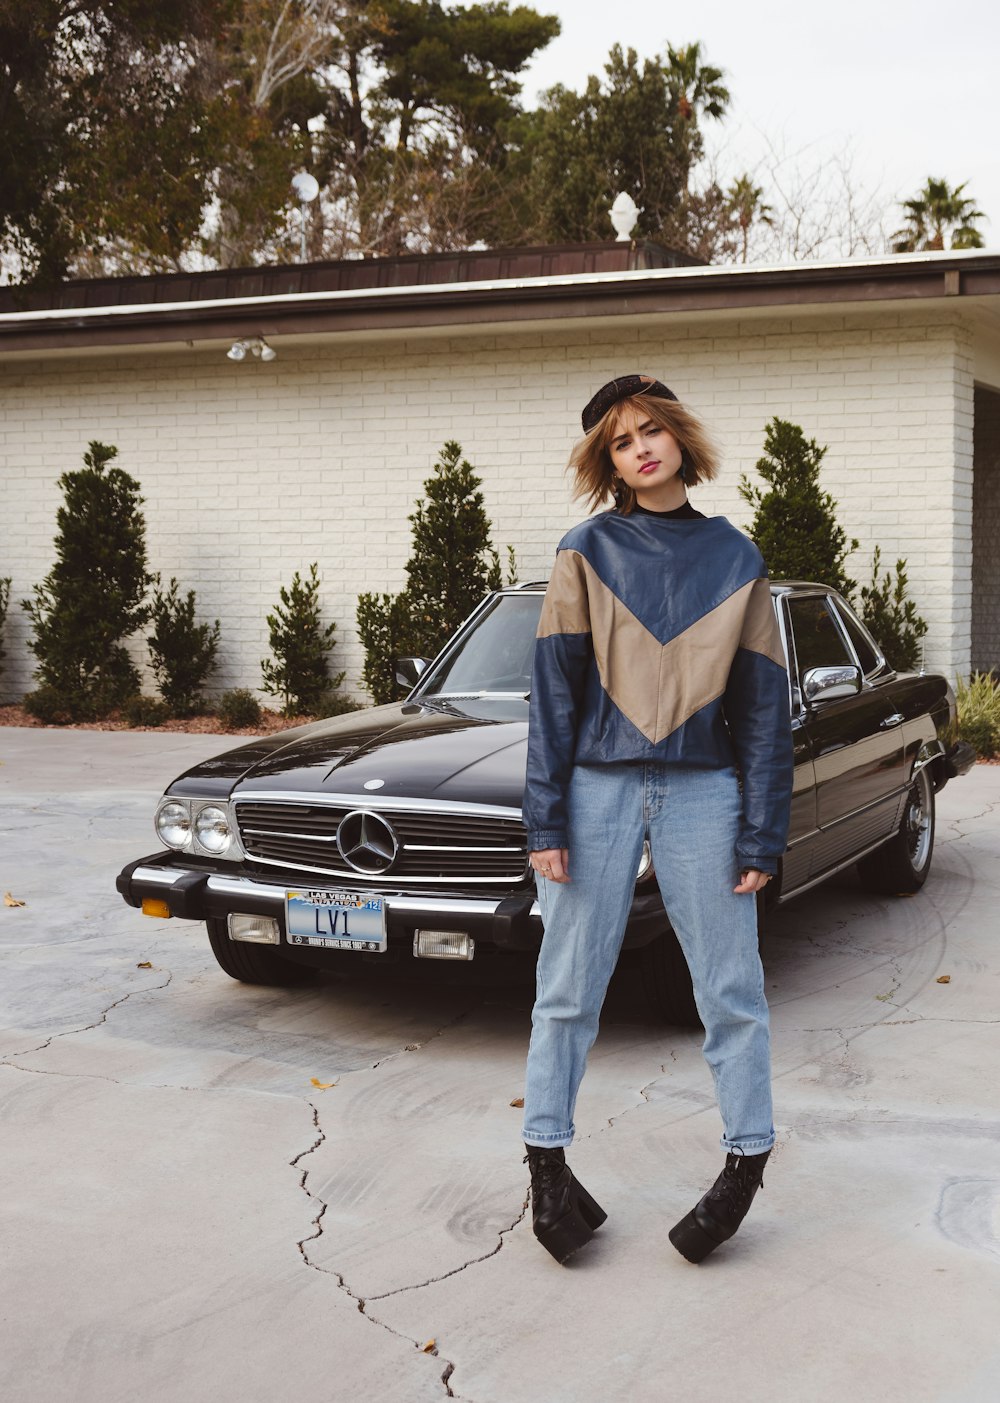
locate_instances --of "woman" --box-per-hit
[520,374,794,1265]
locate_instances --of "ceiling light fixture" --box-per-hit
[226,336,277,363]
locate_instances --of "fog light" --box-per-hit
[228,914,280,945]
[142,898,171,918]
[413,930,475,961]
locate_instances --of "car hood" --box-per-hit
[168,698,529,811]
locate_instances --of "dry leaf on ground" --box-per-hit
[936,974,952,984]
[510,1096,525,1108]
[310,1077,337,1089]
[3,891,26,908]
[137,960,153,969]
[422,1339,437,1354]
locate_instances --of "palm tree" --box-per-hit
[666,41,730,121]
[892,177,986,252]
[728,174,774,263]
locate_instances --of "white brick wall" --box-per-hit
[0,306,979,704]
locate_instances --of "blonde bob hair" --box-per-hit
[569,392,720,515]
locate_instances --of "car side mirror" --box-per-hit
[802,664,862,703]
[395,657,431,689]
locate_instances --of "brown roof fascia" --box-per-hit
[2,251,999,355]
[0,240,701,315]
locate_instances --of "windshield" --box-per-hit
[420,593,543,697]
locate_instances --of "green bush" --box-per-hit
[739,418,858,596]
[954,672,1000,758]
[357,440,511,705]
[312,689,366,719]
[23,684,78,725]
[261,563,343,715]
[857,546,929,672]
[148,576,220,716]
[218,688,263,729]
[0,576,11,686]
[123,694,173,728]
[21,441,152,720]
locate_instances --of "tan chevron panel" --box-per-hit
[537,547,592,638]
[537,548,787,744]
[741,576,787,669]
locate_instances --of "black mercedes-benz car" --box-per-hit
[117,581,975,1025]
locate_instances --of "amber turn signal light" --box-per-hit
[141,898,172,919]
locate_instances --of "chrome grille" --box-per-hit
[234,800,528,882]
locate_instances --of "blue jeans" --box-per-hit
[522,762,775,1155]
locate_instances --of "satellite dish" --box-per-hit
[291,172,320,203]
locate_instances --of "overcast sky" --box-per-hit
[482,0,1000,255]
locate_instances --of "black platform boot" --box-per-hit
[668,1149,771,1264]
[523,1144,608,1264]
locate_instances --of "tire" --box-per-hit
[856,766,935,895]
[639,925,700,1027]
[206,917,319,986]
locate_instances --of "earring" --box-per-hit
[678,450,691,483]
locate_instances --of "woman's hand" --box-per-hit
[734,868,772,894]
[530,848,570,883]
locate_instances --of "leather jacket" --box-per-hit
[522,509,795,875]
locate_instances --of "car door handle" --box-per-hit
[879,712,905,728]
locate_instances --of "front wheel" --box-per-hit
[856,767,935,894]
[206,917,319,985]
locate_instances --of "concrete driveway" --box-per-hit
[2,727,999,1403]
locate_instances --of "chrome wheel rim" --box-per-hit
[905,769,933,872]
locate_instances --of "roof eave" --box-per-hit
[2,249,999,355]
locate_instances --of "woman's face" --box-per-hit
[608,404,684,496]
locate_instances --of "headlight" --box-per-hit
[156,800,191,849]
[636,839,654,883]
[194,804,232,854]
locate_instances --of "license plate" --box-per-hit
[285,889,387,952]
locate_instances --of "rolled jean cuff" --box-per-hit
[722,1133,775,1154]
[522,1130,574,1148]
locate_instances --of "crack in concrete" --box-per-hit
[1,966,174,1065]
[365,1193,530,1304]
[291,1082,483,1400]
[369,1006,476,1072]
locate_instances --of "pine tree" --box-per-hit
[148,576,221,715]
[357,440,506,704]
[858,546,928,672]
[260,563,342,715]
[22,441,152,719]
[0,576,10,687]
[739,418,859,596]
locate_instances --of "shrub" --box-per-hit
[218,688,263,729]
[21,441,152,720]
[857,546,929,672]
[357,440,512,704]
[261,563,343,715]
[148,576,220,716]
[739,418,859,597]
[122,694,173,728]
[312,688,366,719]
[23,684,78,725]
[954,671,1000,758]
[0,576,10,686]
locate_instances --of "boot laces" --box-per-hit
[708,1155,762,1214]
[523,1147,565,1192]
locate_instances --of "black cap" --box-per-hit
[581,374,678,432]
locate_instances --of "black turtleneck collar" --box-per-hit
[630,498,705,520]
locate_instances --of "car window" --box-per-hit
[421,593,542,696]
[787,596,854,688]
[832,599,883,676]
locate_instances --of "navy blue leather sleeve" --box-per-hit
[722,647,794,874]
[522,632,592,851]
